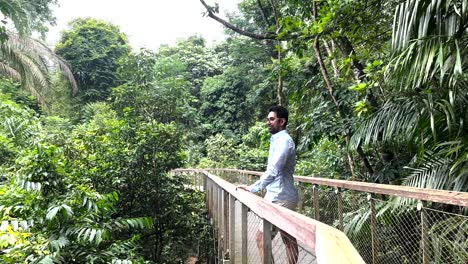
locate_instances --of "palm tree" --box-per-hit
[0,0,77,106]
[351,0,467,191]
[0,32,78,106]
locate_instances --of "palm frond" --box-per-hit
[350,98,425,149]
[2,116,35,147]
[390,0,468,91]
[8,33,78,95]
[0,63,21,81]
[65,226,110,245]
[0,32,78,106]
[388,38,466,91]
[392,0,468,50]
[404,152,453,190]
[48,235,70,251]
[0,0,30,37]
[113,217,154,231]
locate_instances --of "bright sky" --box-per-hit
[47,0,241,50]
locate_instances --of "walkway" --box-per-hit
[172,169,468,264]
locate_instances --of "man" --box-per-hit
[237,105,299,264]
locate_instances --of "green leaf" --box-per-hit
[46,206,61,220]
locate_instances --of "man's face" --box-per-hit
[266,111,285,134]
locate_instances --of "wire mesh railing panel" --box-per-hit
[271,227,317,264]
[341,191,375,264]
[318,188,340,228]
[297,183,313,217]
[424,207,468,264]
[178,169,468,264]
[217,171,254,186]
[373,198,421,264]
[247,210,262,264]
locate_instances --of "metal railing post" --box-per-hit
[262,220,272,264]
[223,190,229,261]
[192,171,196,189]
[337,188,343,231]
[203,173,207,193]
[218,187,223,262]
[212,183,218,262]
[368,194,377,264]
[207,179,212,218]
[213,182,217,225]
[297,182,304,213]
[241,204,248,264]
[418,201,429,264]
[229,194,235,263]
[313,184,320,220]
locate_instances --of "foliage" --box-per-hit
[2,0,467,261]
[0,0,58,42]
[0,78,38,111]
[200,66,255,136]
[0,0,77,107]
[113,48,194,124]
[198,134,239,168]
[0,97,152,263]
[157,36,222,99]
[66,101,211,262]
[0,82,210,262]
[295,137,348,179]
[0,33,77,106]
[236,122,270,171]
[350,0,468,191]
[55,18,131,104]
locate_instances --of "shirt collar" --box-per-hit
[271,129,287,140]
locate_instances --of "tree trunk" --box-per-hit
[269,0,284,105]
[313,35,340,108]
[323,39,340,78]
[334,35,379,109]
[277,46,284,105]
[312,2,374,177]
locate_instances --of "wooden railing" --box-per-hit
[172,169,365,264]
[197,168,468,264]
[207,168,468,207]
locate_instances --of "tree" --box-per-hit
[0,0,77,107]
[113,48,194,124]
[0,33,77,106]
[0,95,154,263]
[0,0,58,42]
[351,0,468,191]
[157,36,222,99]
[55,18,131,103]
[200,66,256,136]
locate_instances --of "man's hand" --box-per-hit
[236,185,249,191]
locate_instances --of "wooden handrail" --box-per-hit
[179,168,468,207]
[173,169,365,264]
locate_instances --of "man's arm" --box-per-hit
[246,137,292,193]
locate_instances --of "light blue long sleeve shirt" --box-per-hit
[248,130,298,202]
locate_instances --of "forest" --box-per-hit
[0,0,466,263]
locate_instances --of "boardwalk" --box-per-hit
[173,168,468,264]
[174,169,364,264]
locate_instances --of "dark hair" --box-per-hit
[268,105,288,127]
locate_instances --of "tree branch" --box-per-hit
[313,34,339,108]
[200,0,277,40]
